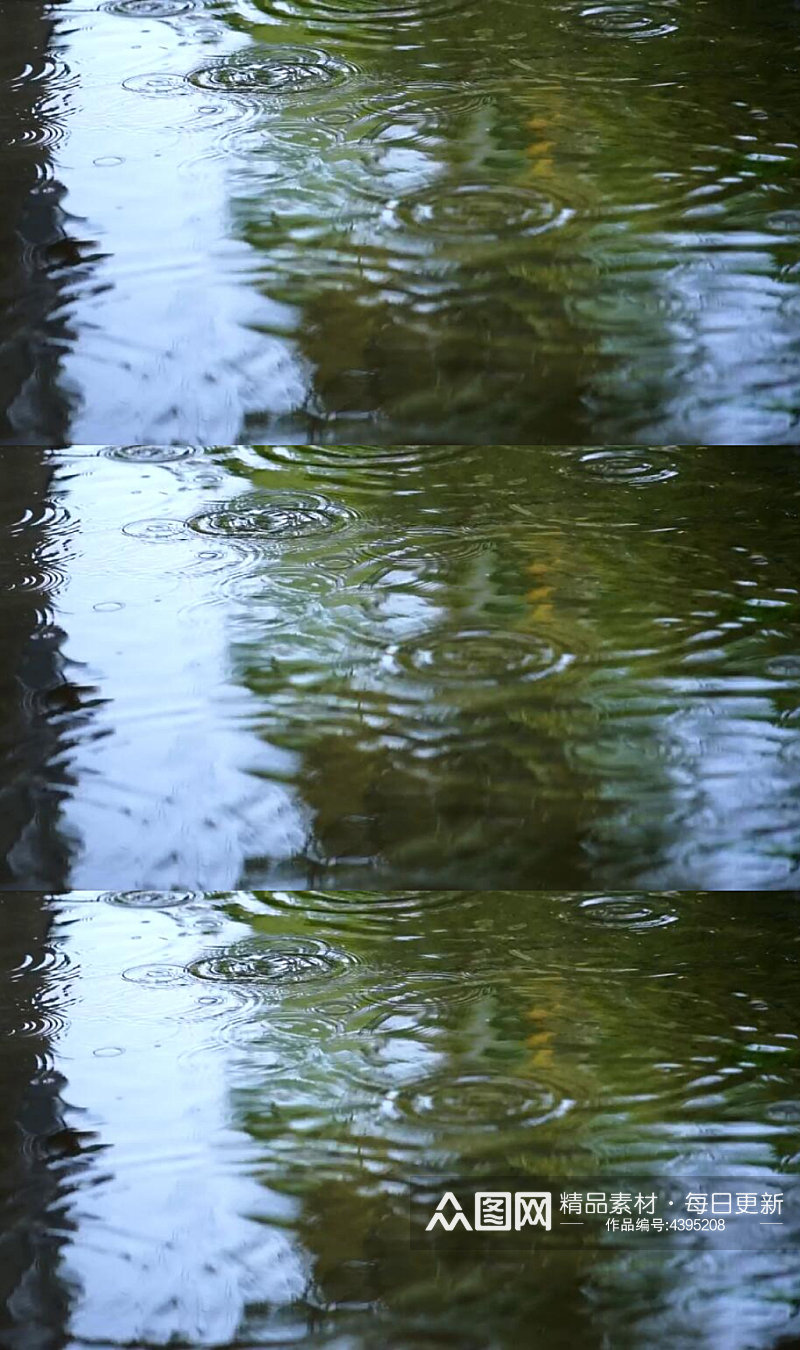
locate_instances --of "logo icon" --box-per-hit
[425,1190,552,1233]
[425,1192,473,1232]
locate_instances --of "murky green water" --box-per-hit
[1,891,799,1349]
[4,2,800,1341]
[2,0,800,442]
[2,445,800,889]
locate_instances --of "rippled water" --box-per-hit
[1,891,798,1348]
[1,0,799,441]
[1,445,799,889]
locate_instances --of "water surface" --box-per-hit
[1,890,798,1349]
[1,0,799,441]
[1,445,799,889]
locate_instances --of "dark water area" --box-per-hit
[0,898,75,1350]
[2,2,800,1339]
[0,452,78,890]
[1,0,799,442]
[1,445,799,890]
[0,890,798,1350]
[0,1,79,444]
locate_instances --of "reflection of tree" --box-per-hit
[0,450,86,888]
[0,0,88,444]
[0,896,78,1350]
[215,446,800,887]
[0,14,88,1326]
[220,890,800,1348]
[222,0,800,440]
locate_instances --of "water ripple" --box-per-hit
[578,448,680,485]
[122,963,194,987]
[103,0,200,14]
[122,72,196,97]
[187,491,357,541]
[8,55,77,92]
[121,517,192,542]
[188,47,358,96]
[102,890,200,908]
[570,895,681,929]
[102,445,199,463]
[576,2,679,39]
[8,121,68,151]
[9,946,73,981]
[391,630,574,687]
[7,502,74,536]
[396,183,574,245]
[269,889,469,918]
[187,936,356,985]
[392,1073,573,1135]
[224,0,485,49]
[231,443,467,486]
